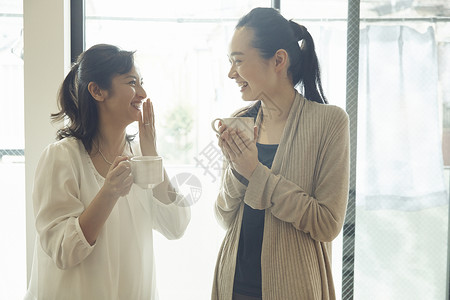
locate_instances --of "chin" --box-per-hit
[241,88,262,102]
[241,94,257,102]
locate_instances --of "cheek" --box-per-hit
[117,89,135,102]
[237,67,252,82]
[239,65,264,85]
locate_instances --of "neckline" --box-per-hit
[84,145,106,181]
[256,142,279,147]
[83,141,134,181]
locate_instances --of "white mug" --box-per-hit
[130,156,164,189]
[211,117,255,141]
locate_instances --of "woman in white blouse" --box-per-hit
[25,44,191,300]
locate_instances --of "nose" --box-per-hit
[137,83,147,99]
[228,64,237,79]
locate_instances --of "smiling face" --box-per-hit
[228,27,276,101]
[99,65,147,127]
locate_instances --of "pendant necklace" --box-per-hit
[96,139,129,166]
[98,147,113,165]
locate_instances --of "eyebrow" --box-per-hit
[124,75,143,82]
[229,51,245,56]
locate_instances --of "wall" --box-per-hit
[23,0,70,283]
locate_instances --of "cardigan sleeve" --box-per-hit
[33,142,95,270]
[244,108,350,242]
[214,161,247,230]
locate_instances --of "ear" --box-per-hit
[88,82,107,102]
[274,49,289,73]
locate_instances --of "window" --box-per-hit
[85,1,270,299]
[83,1,450,299]
[0,1,25,299]
[355,1,449,299]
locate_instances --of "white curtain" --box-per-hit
[357,25,447,211]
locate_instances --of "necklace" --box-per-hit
[98,147,113,165]
[95,139,128,166]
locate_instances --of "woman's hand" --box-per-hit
[139,98,158,156]
[102,156,133,200]
[217,123,259,180]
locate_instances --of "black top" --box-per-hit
[233,142,278,297]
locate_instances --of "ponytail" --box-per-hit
[51,63,81,140]
[288,21,327,104]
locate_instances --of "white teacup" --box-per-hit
[130,156,164,189]
[211,117,255,141]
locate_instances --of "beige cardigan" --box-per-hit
[212,92,350,300]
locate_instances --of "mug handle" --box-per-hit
[211,118,224,134]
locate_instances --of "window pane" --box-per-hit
[0,1,26,299]
[361,0,450,18]
[0,0,22,14]
[355,1,449,299]
[283,0,348,19]
[86,2,269,299]
[86,0,268,19]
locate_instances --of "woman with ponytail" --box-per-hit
[212,8,349,300]
[25,44,190,300]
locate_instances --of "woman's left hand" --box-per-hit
[139,98,158,156]
[219,126,259,180]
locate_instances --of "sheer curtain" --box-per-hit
[354,24,448,299]
[357,25,447,211]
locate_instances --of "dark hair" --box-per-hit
[236,7,327,104]
[51,44,135,152]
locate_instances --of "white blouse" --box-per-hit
[25,137,191,300]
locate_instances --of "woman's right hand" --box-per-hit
[217,122,259,180]
[102,156,133,200]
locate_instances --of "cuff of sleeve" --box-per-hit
[244,163,278,210]
[74,217,96,249]
[223,166,247,198]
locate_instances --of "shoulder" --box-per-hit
[45,137,81,154]
[35,138,84,180]
[299,98,349,140]
[304,99,348,124]
[40,137,83,163]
